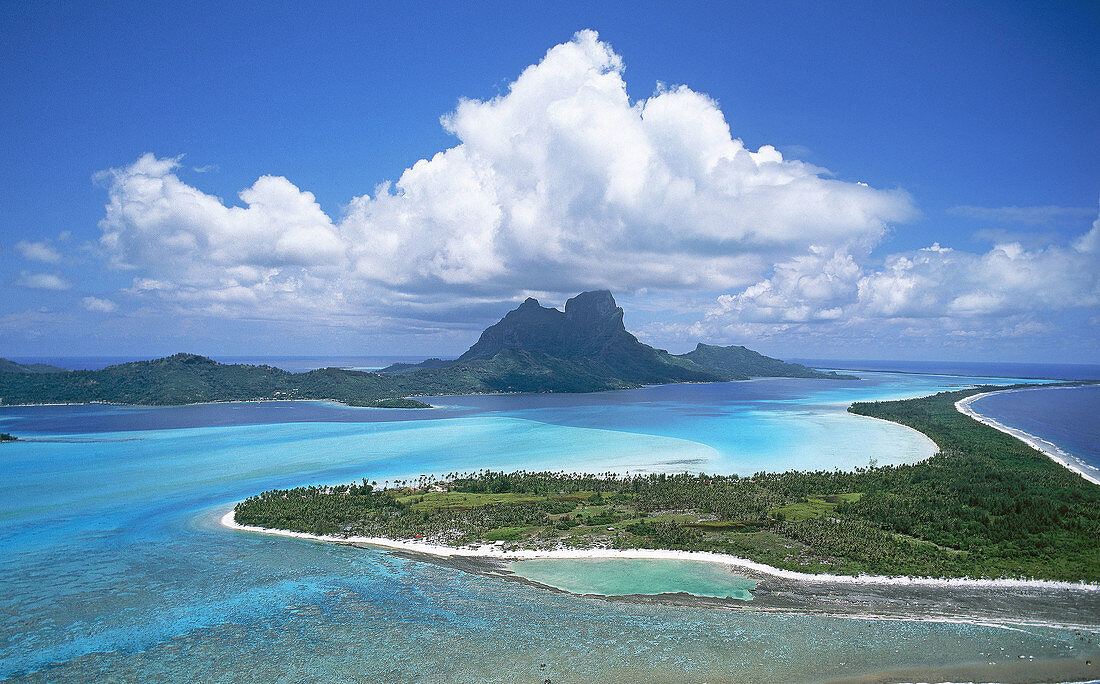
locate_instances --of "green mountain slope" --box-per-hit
[384,290,844,387]
[0,354,423,407]
[675,343,849,379]
[0,358,69,374]
[0,291,849,407]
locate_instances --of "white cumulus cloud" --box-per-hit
[342,31,914,294]
[85,29,1093,356]
[15,240,62,264]
[94,30,916,321]
[97,153,346,277]
[1073,205,1100,254]
[705,217,1100,332]
[857,240,1098,318]
[96,153,350,318]
[82,296,118,313]
[712,246,862,323]
[15,272,71,291]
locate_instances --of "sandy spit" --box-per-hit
[220,510,1098,592]
[956,388,1100,486]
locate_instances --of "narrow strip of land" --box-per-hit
[220,510,1097,592]
[956,386,1100,485]
[227,383,1100,583]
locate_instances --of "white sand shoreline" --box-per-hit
[219,510,1098,592]
[847,412,939,459]
[956,387,1100,486]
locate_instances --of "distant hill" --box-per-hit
[381,290,850,391]
[0,358,69,374]
[676,343,838,379]
[0,353,432,407]
[0,292,851,407]
[459,291,645,362]
[445,290,719,388]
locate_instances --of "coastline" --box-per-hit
[219,510,1099,592]
[0,376,836,409]
[844,412,939,457]
[956,388,1100,486]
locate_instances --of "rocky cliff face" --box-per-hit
[0,292,848,407]
[563,290,621,334]
[561,290,628,354]
[384,289,849,389]
[459,290,634,361]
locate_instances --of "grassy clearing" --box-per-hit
[770,493,863,522]
[395,491,547,511]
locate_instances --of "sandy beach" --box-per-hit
[956,388,1100,486]
[219,384,1100,637]
[221,509,1100,635]
[219,510,1099,592]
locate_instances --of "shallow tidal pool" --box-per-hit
[508,558,758,599]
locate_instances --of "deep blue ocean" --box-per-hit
[1,364,1097,681]
[968,384,1100,478]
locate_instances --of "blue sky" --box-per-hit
[2,1,1097,362]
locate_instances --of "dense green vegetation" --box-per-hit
[0,358,67,374]
[0,349,727,406]
[386,291,850,385]
[0,291,848,407]
[0,432,16,442]
[678,343,846,379]
[236,385,1100,581]
[0,354,436,407]
[370,398,432,409]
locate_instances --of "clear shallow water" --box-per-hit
[426,371,1050,474]
[0,372,1045,479]
[508,559,758,599]
[1,371,1093,681]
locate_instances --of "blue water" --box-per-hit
[508,559,759,599]
[21,355,1099,379]
[0,371,1094,680]
[426,371,1054,474]
[792,358,1100,381]
[970,384,1100,477]
[0,372,1047,477]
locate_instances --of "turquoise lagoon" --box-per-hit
[508,559,759,599]
[1,370,1093,681]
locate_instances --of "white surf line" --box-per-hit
[956,387,1100,486]
[220,510,1099,592]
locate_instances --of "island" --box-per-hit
[0,290,850,407]
[0,359,67,374]
[231,384,1100,582]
